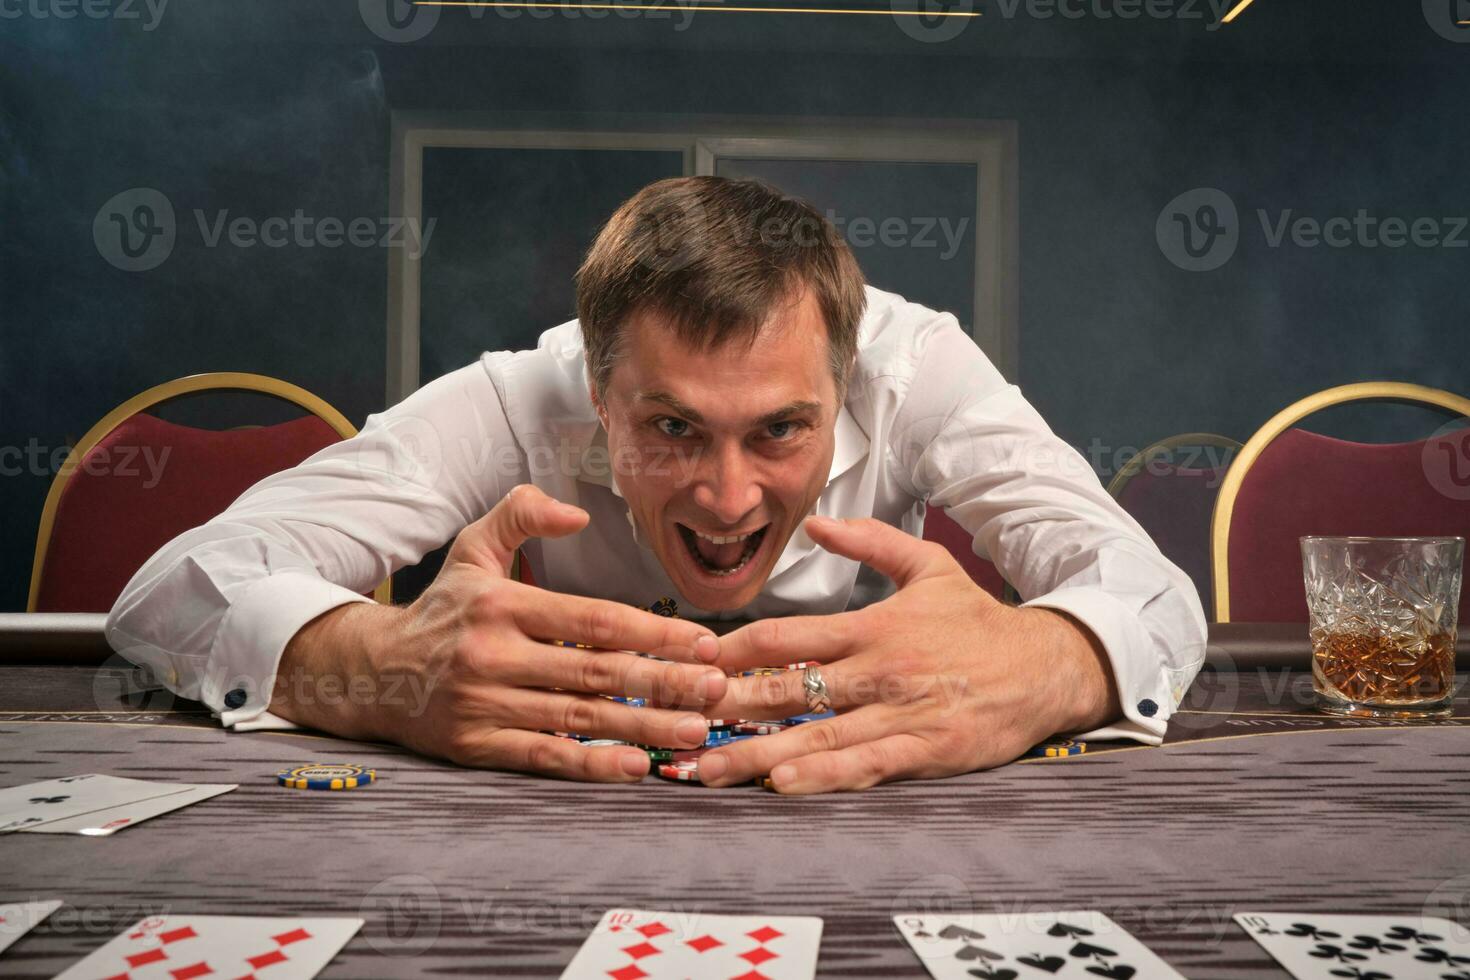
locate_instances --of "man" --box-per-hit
[106,176,1207,794]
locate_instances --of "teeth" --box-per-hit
[693,530,754,545]
[682,525,765,577]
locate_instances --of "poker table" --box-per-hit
[2,621,1468,979]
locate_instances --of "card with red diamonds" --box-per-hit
[560,908,823,980]
[52,915,362,980]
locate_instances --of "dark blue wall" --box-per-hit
[3,1,1467,610]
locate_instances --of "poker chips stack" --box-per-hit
[1026,738,1087,758]
[276,764,376,790]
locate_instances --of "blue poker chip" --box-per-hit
[782,711,836,725]
[276,763,376,790]
[1027,738,1086,758]
[703,731,758,747]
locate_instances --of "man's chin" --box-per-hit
[662,562,771,612]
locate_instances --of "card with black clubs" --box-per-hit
[892,910,1185,979]
[1235,911,1470,980]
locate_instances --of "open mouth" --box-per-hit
[675,522,770,579]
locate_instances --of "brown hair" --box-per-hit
[575,175,867,397]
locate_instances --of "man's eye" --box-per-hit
[767,421,802,440]
[656,417,690,438]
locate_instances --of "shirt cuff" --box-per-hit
[1019,586,1176,747]
[202,572,373,730]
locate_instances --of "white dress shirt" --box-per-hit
[105,284,1207,744]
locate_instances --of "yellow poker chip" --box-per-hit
[276,763,377,790]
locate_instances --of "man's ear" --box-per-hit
[589,383,610,429]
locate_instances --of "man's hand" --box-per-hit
[271,484,725,782]
[696,514,1121,794]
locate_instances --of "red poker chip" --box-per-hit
[656,761,700,781]
[734,721,788,735]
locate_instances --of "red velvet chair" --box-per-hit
[1211,382,1470,623]
[922,504,1010,601]
[1107,433,1241,619]
[29,372,392,612]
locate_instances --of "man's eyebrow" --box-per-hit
[636,390,705,424]
[634,392,822,428]
[756,401,822,426]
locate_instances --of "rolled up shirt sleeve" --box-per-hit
[104,356,525,729]
[890,317,1208,745]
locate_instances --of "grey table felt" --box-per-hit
[1,666,1468,979]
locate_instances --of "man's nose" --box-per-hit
[691,443,762,526]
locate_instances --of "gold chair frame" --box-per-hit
[1209,381,1470,623]
[1104,431,1243,499]
[29,372,392,610]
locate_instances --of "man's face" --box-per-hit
[594,289,841,611]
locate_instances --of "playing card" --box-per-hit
[21,783,236,835]
[1235,911,1470,980]
[893,909,1186,980]
[0,899,62,955]
[54,915,363,980]
[0,775,198,833]
[560,908,823,980]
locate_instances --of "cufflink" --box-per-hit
[1137,698,1158,718]
[224,688,248,710]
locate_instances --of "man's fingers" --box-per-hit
[714,613,857,674]
[762,732,940,794]
[696,706,900,788]
[454,728,650,783]
[510,588,720,666]
[507,690,712,750]
[510,644,727,710]
[803,515,956,589]
[448,484,590,575]
[699,660,853,723]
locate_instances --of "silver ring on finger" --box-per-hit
[802,664,831,714]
